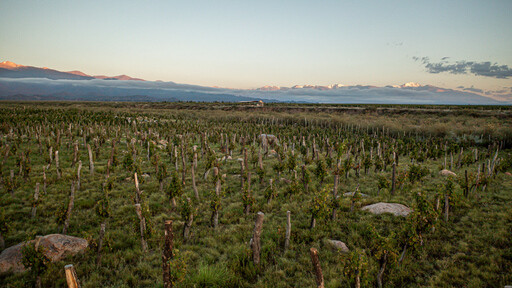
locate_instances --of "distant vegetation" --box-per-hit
[0,101,511,287]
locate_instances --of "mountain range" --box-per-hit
[0,61,509,105]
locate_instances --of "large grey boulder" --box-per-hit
[0,234,88,273]
[361,202,412,217]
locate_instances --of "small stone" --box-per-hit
[343,192,369,197]
[325,239,349,253]
[440,169,457,177]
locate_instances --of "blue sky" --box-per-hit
[1,0,511,95]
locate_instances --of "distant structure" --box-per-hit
[240,100,264,107]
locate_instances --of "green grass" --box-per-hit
[0,102,511,287]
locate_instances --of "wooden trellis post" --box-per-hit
[87,144,94,174]
[64,264,81,288]
[62,181,75,235]
[310,248,324,288]
[135,203,148,252]
[284,211,291,251]
[162,220,173,288]
[31,183,40,218]
[251,212,265,265]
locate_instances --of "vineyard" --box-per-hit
[0,101,511,287]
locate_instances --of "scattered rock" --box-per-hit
[361,202,412,217]
[0,234,88,273]
[325,239,349,253]
[343,192,369,197]
[440,169,457,177]
[259,134,279,146]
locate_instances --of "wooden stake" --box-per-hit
[391,161,396,196]
[64,264,81,288]
[77,160,82,191]
[87,144,94,175]
[310,248,324,288]
[191,163,199,201]
[55,150,61,179]
[135,204,148,251]
[96,223,106,266]
[31,183,40,218]
[162,220,173,288]
[182,198,194,240]
[62,181,75,234]
[284,211,291,251]
[251,212,265,265]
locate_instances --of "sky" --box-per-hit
[1,0,511,95]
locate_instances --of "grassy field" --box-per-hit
[0,101,511,287]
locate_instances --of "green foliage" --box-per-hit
[241,183,255,211]
[285,151,297,172]
[342,248,369,287]
[21,242,50,284]
[167,171,183,200]
[167,249,188,286]
[309,186,330,220]
[314,158,328,183]
[408,164,429,183]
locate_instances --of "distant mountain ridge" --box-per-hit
[0,60,509,105]
[0,61,143,81]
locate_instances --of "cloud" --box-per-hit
[414,57,512,79]
[462,87,483,93]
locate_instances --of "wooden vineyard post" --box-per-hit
[391,161,396,196]
[302,165,308,193]
[135,203,148,252]
[31,183,40,218]
[87,144,94,175]
[162,220,173,288]
[191,162,199,201]
[9,170,14,196]
[331,174,339,220]
[444,192,449,222]
[96,223,106,266]
[251,212,265,265]
[310,248,324,288]
[134,173,141,204]
[62,181,75,235]
[182,197,194,241]
[181,139,186,186]
[240,160,245,189]
[284,211,291,251]
[77,160,82,191]
[71,141,78,167]
[64,264,81,288]
[211,167,221,228]
[193,145,198,169]
[42,166,47,194]
[55,150,61,179]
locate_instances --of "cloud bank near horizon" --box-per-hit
[414,57,512,79]
[0,77,508,105]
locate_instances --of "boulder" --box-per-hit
[325,240,349,253]
[0,234,88,273]
[361,202,412,217]
[343,192,369,197]
[259,134,279,146]
[439,169,457,177]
